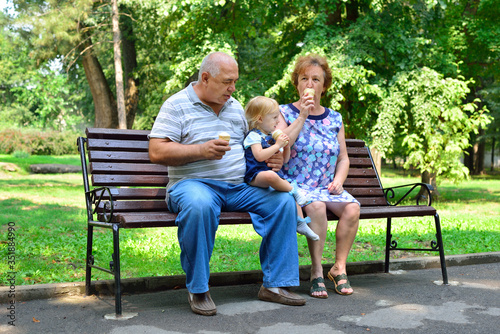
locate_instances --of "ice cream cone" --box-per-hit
[304,88,315,98]
[272,129,288,146]
[218,132,230,142]
[272,129,283,141]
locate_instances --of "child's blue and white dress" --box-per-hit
[243,128,285,184]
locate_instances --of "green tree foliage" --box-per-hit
[268,0,496,185]
[133,0,318,128]
[372,67,491,182]
[0,9,91,131]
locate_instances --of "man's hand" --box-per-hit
[265,151,284,172]
[202,139,231,160]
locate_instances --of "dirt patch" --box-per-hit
[0,162,20,174]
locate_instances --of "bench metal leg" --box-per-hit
[434,213,448,284]
[384,214,448,284]
[385,218,392,273]
[112,224,122,316]
[85,225,94,296]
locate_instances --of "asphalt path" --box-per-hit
[2,261,499,334]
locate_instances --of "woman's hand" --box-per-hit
[328,179,344,195]
[298,91,314,119]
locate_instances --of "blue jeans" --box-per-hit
[167,178,299,293]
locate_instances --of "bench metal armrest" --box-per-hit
[85,187,114,223]
[383,183,434,206]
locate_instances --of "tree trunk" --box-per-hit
[370,147,382,177]
[121,7,139,129]
[465,127,486,176]
[125,77,139,129]
[112,0,126,129]
[326,2,342,26]
[464,146,474,173]
[81,43,117,128]
[421,170,439,201]
[346,0,360,22]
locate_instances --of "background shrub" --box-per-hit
[0,129,81,155]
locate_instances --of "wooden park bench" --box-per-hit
[78,127,448,316]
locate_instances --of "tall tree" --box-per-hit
[112,0,126,129]
[12,0,139,128]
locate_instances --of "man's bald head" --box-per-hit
[198,52,238,81]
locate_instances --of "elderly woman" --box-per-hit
[277,54,360,298]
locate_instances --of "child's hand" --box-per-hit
[276,133,289,148]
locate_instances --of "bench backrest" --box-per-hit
[82,128,387,218]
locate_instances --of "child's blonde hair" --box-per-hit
[244,96,279,131]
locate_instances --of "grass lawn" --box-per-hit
[1,154,499,286]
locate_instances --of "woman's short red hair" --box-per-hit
[291,54,332,96]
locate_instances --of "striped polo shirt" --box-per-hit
[149,82,248,193]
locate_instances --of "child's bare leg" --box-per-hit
[250,171,292,192]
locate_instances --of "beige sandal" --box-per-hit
[327,272,353,295]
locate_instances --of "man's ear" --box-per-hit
[201,72,210,84]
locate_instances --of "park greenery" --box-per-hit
[0,157,499,285]
[0,0,499,189]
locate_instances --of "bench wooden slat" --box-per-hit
[344,178,381,187]
[111,205,437,228]
[344,139,366,147]
[90,165,374,179]
[90,162,168,174]
[86,128,150,140]
[346,146,369,157]
[98,196,389,212]
[347,169,377,178]
[99,198,391,212]
[358,206,437,219]
[88,151,151,163]
[97,186,385,200]
[98,200,168,212]
[92,174,168,187]
[114,211,253,228]
[349,158,375,168]
[96,188,166,200]
[357,197,389,206]
[87,138,149,152]
[345,188,384,197]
